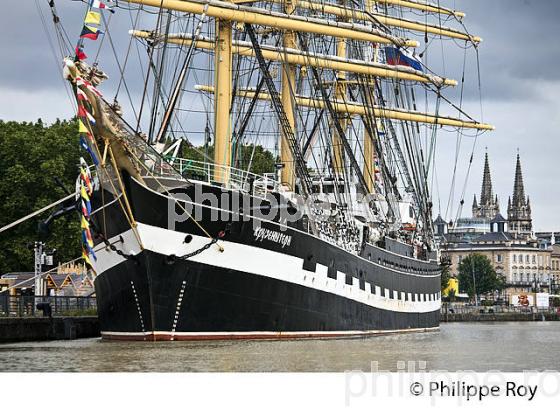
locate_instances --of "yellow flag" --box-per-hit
[80,184,91,202]
[78,118,89,133]
[84,11,101,25]
[82,248,93,267]
[81,215,90,230]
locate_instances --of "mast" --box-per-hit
[213,18,233,184]
[280,0,296,189]
[332,1,347,176]
[195,85,495,130]
[261,0,480,43]
[232,0,467,18]
[131,31,457,86]
[125,0,418,47]
[362,116,376,193]
[374,0,465,18]
[362,0,376,193]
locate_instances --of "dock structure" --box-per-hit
[0,316,99,343]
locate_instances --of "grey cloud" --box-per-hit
[0,1,152,92]
[461,0,560,100]
[1,1,559,229]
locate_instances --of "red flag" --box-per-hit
[75,45,87,61]
[78,105,88,119]
[80,25,102,40]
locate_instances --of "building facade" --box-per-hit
[437,153,559,298]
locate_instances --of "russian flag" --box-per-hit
[384,47,423,72]
[80,25,102,40]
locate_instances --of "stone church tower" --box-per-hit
[507,154,532,235]
[472,152,500,219]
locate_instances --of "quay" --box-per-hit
[0,295,99,343]
[441,305,560,322]
[0,316,99,343]
[3,297,560,343]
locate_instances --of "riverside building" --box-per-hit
[435,154,559,298]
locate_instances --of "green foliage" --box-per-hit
[0,119,81,274]
[181,142,276,175]
[440,263,451,291]
[457,253,505,299]
[235,144,276,175]
[181,143,211,163]
[447,288,457,302]
[0,126,277,275]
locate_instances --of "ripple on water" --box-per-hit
[1,322,559,372]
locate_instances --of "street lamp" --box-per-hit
[471,253,478,306]
[532,273,538,294]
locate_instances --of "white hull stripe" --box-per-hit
[92,222,441,314]
[101,327,439,340]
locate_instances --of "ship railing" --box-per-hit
[0,295,97,318]
[172,158,280,198]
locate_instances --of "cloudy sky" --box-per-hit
[1,0,559,231]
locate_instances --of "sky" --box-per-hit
[1,0,559,231]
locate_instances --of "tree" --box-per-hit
[181,142,211,163]
[181,142,276,175]
[457,253,505,300]
[235,144,276,175]
[0,119,81,274]
[0,122,278,275]
[447,288,457,303]
[440,263,451,291]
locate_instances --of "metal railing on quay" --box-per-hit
[0,295,97,318]
[441,303,560,315]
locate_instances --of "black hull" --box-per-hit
[90,176,441,341]
[95,250,439,341]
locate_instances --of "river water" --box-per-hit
[1,322,559,372]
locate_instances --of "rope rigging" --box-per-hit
[245,22,314,197]
[34,0,491,261]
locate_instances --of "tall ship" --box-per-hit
[52,0,492,340]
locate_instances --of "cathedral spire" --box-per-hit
[512,153,526,207]
[480,152,494,205]
[472,152,499,219]
[508,152,532,235]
